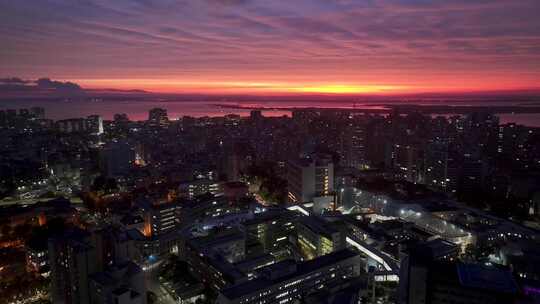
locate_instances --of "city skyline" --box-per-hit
[1,0,540,95]
[2,2,540,304]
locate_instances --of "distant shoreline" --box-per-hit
[213,103,540,115]
[2,99,540,127]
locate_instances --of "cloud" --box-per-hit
[0,77,30,85]
[206,0,250,5]
[0,77,83,96]
[36,78,82,91]
[0,0,539,92]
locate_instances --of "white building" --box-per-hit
[287,154,334,204]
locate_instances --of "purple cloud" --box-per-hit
[0,0,539,92]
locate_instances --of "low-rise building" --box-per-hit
[217,249,361,304]
[297,216,346,260]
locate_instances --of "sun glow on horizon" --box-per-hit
[68,77,540,96]
[291,84,409,94]
[73,78,413,95]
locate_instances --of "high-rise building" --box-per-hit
[0,110,5,126]
[222,142,254,182]
[56,118,88,133]
[424,140,452,191]
[86,115,104,135]
[89,261,146,304]
[6,109,17,124]
[100,141,135,178]
[19,108,30,118]
[138,200,180,238]
[26,241,50,276]
[342,117,367,168]
[464,112,499,153]
[365,117,390,167]
[390,141,423,183]
[148,108,169,127]
[287,154,334,203]
[399,248,518,304]
[113,113,130,133]
[460,152,486,195]
[49,229,97,304]
[93,226,143,267]
[250,110,263,120]
[49,228,146,304]
[30,106,45,119]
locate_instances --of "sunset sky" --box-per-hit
[1,0,540,95]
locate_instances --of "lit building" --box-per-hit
[49,229,97,304]
[342,117,367,168]
[242,209,297,258]
[390,142,423,183]
[216,249,361,304]
[179,179,222,199]
[133,197,183,259]
[424,139,457,192]
[148,108,169,127]
[296,216,346,260]
[49,228,146,304]
[86,114,104,135]
[138,199,180,238]
[56,118,88,133]
[93,226,144,267]
[26,244,49,276]
[287,154,334,204]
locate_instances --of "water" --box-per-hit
[1,99,540,127]
[498,113,540,127]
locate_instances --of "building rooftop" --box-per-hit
[372,219,408,231]
[120,214,144,226]
[242,208,297,226]
[299,216,340,238]
[457,263,518,294]
[91,261,143,287]
[188,230,245,251]
[220,249,359,299]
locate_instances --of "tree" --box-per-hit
[245,162,287,204]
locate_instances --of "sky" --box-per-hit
[1,0,540,95]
